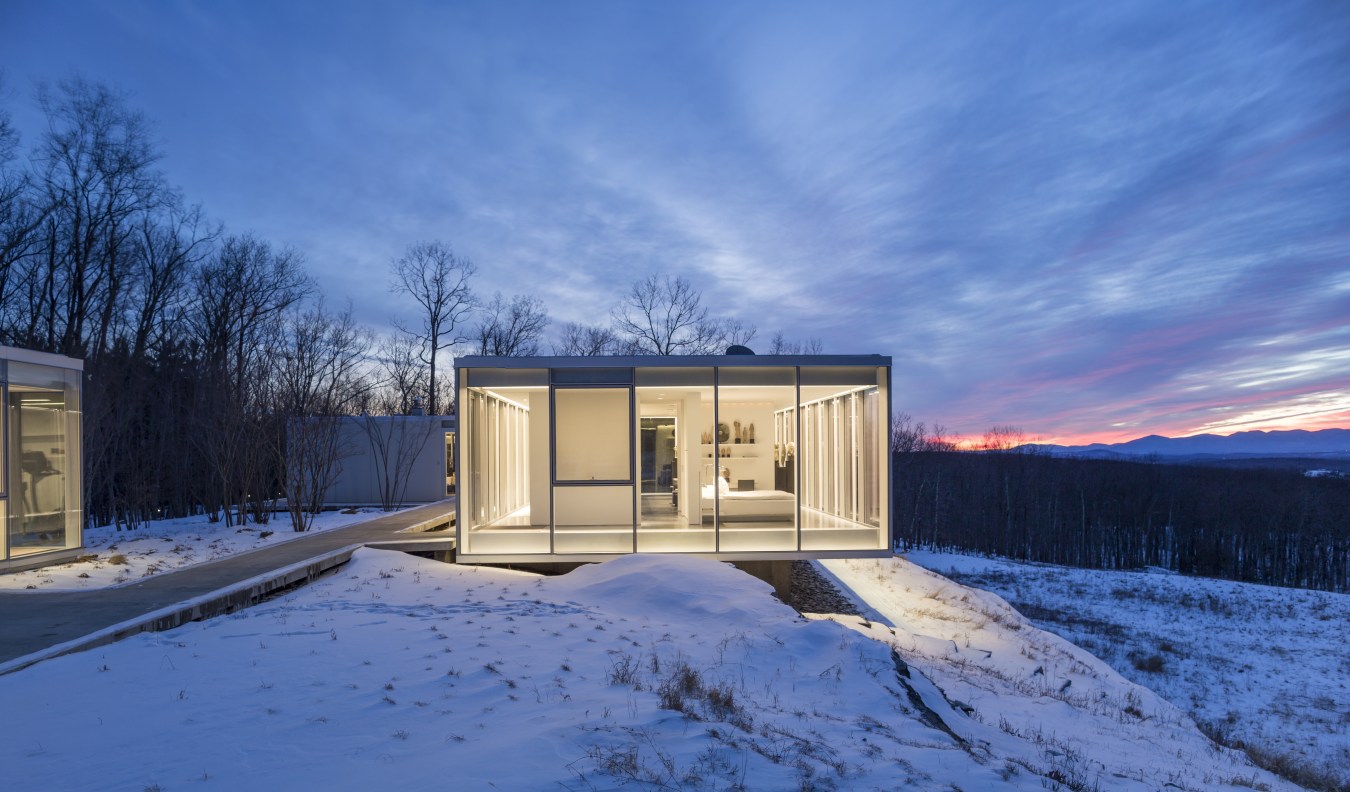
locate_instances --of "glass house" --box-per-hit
[0,346,83,571]
[455,354,891,562]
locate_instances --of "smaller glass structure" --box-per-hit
[456,353,891,562]
[0,345,83,569]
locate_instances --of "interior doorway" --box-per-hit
[640,417,677,523]
[640,417,676,494]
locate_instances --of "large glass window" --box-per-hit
[459,369,548,555]
[636,367,714,552]
[796,366,887,550]
[7,361,82,557]
[715,367,797,551]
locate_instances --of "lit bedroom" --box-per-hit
[456,356,890,561]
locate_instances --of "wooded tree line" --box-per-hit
[0,75,807,532]
[892,448,1350,593]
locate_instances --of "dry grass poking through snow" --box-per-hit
[0,550,1307,791]
[905,550,1350,792]
[818,556,1306,792]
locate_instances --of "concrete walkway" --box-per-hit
[0,500,455,672]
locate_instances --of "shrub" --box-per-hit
[1130,653,1166,673]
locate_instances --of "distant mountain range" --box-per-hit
[1025,428,1350,458]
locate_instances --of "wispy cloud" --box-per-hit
[3,0,1347,440]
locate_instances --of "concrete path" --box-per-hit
[0,500,455,672]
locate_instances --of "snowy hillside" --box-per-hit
[906,550,1350,790]
[818,557,1305,791]
[1,550,1293,790]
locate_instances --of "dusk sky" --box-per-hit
[3,0,1348,444]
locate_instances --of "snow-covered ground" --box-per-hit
[819,556,1302,792]
[0,510,387,591]
[901,550,1350,791]
[1,549,1291,791]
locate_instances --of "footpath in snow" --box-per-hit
[0,549,1294,791]
[0,509,388,591]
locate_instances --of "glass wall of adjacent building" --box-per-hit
[1,349,84,565]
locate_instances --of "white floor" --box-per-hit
[467,502,883,554]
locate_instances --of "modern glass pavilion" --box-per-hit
[0,346,83,571]
[455,354,891,562]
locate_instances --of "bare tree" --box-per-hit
[767,331,824,355]
[980,424,1027,452]
[370,333,429,416]
[0,74,52,325]
[360,414,436,512]
[719,318,758,348]
[276,302,371,531]
[554,321,619,355]
[473,291,548,356]
[612,274,755,355]
[892,413,959,453]
[389,240,475,414]
[25,77,168,359]
[189,234,312,525]
[126,204,216,358]
[891,413,926,454]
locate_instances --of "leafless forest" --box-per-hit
[892,447,1350,593]
[0,76,787,532]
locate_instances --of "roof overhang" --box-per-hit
[456,354,891,370]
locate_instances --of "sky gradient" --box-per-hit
[3,0,1348,443]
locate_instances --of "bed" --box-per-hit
[700,483,795,522]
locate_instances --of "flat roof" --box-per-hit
[457,354,891,369]
[0,344,84,371]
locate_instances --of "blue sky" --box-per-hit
[3,0,1348,442]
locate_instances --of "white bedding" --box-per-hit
[720,490,794,501]
[700,487,795,521]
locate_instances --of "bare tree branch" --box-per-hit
[389,240,475,414]
[474,291,548,356]
[553,321,619,355]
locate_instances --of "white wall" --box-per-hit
[527,391,550,525]
[711,401,775,491]
[554,388,630,481]
[554,485,631,526]
[681,393,702,525]
[319,417,450,505]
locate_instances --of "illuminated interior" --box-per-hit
[1,350,83,565]
[457,357,889,560]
